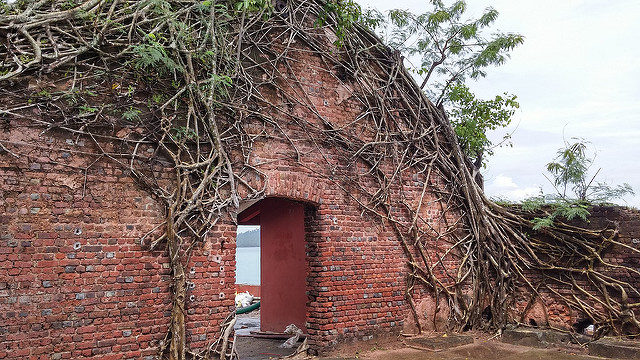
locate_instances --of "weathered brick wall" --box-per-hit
[0,125,237,359]
[515,206,640,331]
[6,25,637,358]
[0,20,462,360]
[230,35,464,348]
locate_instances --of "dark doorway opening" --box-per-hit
[237,197,308,332]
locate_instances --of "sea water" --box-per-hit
[235,247,260,285]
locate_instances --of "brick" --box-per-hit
[1,25,638,360]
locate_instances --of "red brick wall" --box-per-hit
[225,37,466,349]
[0,125,237,359]
[0,125,456,358]
[0,24,462,359]
[5,27,636,358]
[515,206,640,331]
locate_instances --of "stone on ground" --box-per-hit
[588,338,640,359]
[405,334,474,350]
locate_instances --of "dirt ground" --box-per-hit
[234,313,609,360]
[234,310,298,360]
[320,333,606,360]
[236,337,297,360]
[352,341,602,360]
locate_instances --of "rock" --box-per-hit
[406,334,474,350]
[589,338,640,359]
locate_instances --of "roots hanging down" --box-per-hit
[1,0,638,357]
[194,311,238,360]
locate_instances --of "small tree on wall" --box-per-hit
[545,139,634,203]
[523,139,634,229]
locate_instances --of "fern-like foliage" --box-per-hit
[523,139,634,229]
[531,216,554,230]
[132,36,181,74]
[316,0,364,47]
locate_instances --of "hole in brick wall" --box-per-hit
[481,306,493,323]
[334,64,353,82]
[273,0,287,12]
[573,318,593,334]
[529,318,538,327]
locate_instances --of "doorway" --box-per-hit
[236,197,309,332]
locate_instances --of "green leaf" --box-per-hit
[122,107,141,122]
[370,1,523,167]
[532,217,553,230]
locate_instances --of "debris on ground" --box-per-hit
[235,291,254,308]
[280,324,304,348]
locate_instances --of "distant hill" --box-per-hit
[236,228,260,247]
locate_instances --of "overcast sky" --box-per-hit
[359,0,640,207]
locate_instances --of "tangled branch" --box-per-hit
[1,0,638,358]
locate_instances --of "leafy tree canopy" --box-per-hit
[361,0,523,168]
[447,83,518,167]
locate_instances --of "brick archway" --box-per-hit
[235,173,327,336]
[261,172,326,206]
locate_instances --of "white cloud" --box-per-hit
[487,175,540,201]
[493,175,518,189]
[505,187,541,201]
